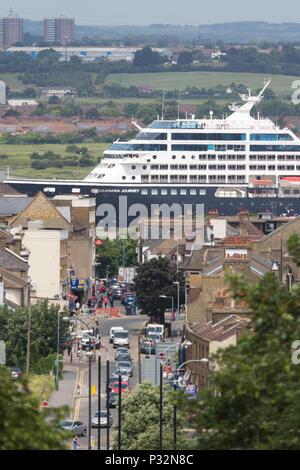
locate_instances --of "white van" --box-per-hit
[146,324,164,339]
[109,326,124,343]
[113,330,130,349]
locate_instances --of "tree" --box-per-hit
[111,381,184,450]
[0,300,69,372]
[177,51,193,65]
[176,235,300,450]
[0,365,69,450]
[95,237,137,278]
[133,257,185,323]
[133,47,161,66]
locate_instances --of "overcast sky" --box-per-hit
[1,1,300,25]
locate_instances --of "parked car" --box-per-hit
[108,391,119,408]
[115,347,131,361]
[9,367,23,380]
[109,326,124,343]
[115,360,133,377]
[113,330,130,348]
[60,420,87,437]
[82,334,100,351]
[91,411,113,428]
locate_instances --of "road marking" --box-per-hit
[74,369,84,420]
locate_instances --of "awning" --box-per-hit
[67,293,78,299]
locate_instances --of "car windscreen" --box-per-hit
[114,332,129,338]
[61,420,74,426]
[118,362,131,368]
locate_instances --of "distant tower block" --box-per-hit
[0,80,6,104]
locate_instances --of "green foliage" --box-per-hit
[96,237,138,278]
[176,235,300,450]
[111,381,184,450]
[0,300,69,373]
[0,366,69,450]
[133,257,185,322]
[133,47,162,67]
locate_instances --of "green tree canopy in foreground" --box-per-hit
[0,366,69,450]
[176,234,300,450]
[112,381,184,450]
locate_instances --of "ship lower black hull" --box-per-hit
[4,180,300,226]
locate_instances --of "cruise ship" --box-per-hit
[4,80,300,228]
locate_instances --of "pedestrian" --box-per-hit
[104,296,108,309]
[109,295,114,308]
[73,435,80,450]
[77,349,81,363]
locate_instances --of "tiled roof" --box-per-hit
[9,192,73,230]
[0,267,26,288]
[190,314,249,342]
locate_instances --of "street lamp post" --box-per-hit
[86,351,93,450]
[173,281,180,319]
[55,310,64,391]
[159,295,174,340]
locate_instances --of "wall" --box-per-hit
[23,230,61,299]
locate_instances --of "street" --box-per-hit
[64,303,147,450]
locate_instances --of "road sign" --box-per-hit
[158,353,166,360]
[155,342,178,358]
[187,384,196,398]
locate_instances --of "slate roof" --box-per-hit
[0,196,33,216]
[0,248,28,272]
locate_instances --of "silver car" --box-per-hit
[115,360,133,377]
[60,420,87,437]
[91,411,113,428]
[112,369,130,382]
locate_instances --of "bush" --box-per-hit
[32,352,58,376]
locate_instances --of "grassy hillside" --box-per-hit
[106,71,299,99]
[0,142,109,179]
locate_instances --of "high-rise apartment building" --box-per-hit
[0,12,23,48]
[44,17,74,45]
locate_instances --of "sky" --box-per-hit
[1,0,300,26]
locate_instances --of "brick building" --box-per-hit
[0,12,23,48]
[44,17,74,45]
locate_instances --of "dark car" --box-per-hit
[116,352,132,364]
[9,367,23,380]
[108,391,119,408]
[115,347,131,361]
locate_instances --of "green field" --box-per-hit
[0,142,110,180]
[106,71,299,99]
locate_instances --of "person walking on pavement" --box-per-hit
[104,296,108,309]
[77,349,81,363]
[109,295,114,308]
[73,435,80,450]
